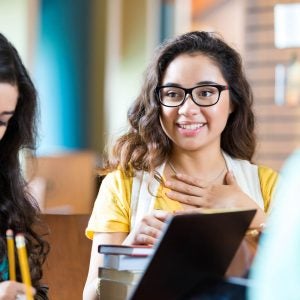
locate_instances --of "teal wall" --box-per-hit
[35,0,90,154]
[160,1,175,42]
[33,0,164,155]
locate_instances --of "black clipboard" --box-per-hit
[129,209,256,300]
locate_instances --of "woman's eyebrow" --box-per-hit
[162,80,222,87]
[161,82,182,87]
[0,110,15,116]
[195,80,219,85]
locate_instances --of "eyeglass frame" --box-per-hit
[155,84,229,107]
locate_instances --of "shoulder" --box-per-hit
[257,165,279,212]
[96,169,134,207]
[258,165,278,183]
[87,169,134,236]
[226,153,278,181]
[101,168,133,190]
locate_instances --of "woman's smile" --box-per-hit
[176,121,207,137]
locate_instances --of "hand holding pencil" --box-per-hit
[0,281,35,300]
[4,230,35,300]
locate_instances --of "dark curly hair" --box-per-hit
[103,31,255,176]
[0,33,49,291]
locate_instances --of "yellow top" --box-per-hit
[86,165,278,239]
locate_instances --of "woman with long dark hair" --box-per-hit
[0,33,49,299]
[84,31,278,299]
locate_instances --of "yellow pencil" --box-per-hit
[6,229,16,281]
[15,234,33,300]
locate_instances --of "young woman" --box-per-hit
[83,31,278,299]
[0,33,49,299]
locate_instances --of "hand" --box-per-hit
[0,281,36,300]
[165,171,255,211]
[123,210,172,246]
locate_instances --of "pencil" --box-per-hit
[6,229,16,281]
[15,234,33,300]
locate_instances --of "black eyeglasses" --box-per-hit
[155,84,229,107]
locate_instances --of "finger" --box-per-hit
[142,225,161,239]
[16,284,36,297]
[225,171,236,185]
[16,294,28,300]
[152,210,172,222]
[143,214,167,231]
[134,233,157,245]
[166,190,205,207]
[165,180,204,197]
[179,203,202,211]
[0,282,36,300]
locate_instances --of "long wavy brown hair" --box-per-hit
[103,31,255,176]
[0,33,49,290]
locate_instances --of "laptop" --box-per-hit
[129,209,256,300]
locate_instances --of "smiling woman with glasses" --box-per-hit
[84,31,278,300]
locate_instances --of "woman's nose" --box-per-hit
[178,94,201,115]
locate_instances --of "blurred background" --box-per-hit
[2,0,300,298]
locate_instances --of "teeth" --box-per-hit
[178,123,205,130]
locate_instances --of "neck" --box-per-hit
[168,148,226,181]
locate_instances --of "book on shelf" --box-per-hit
[102,253,151,271]
[98,244,153,256]
[129,208,257,300]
